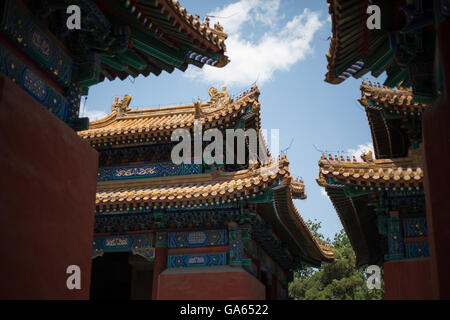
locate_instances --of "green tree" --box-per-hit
[289,219,384,300]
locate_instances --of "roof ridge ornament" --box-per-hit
[212,22,227,41]
[112,94,132,118]
[206,86,232,112]
[360,150,374,162]
[208,86,231,103]
[194,98,203,118]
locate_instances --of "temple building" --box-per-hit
[317,81,430,299]
[325,0,441,103]
[323,0,450,299]
[78,86,334,300]
[0,0,228,299]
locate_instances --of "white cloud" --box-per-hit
[321,188,328,197]
[79,98,108,121]
[347,142,375,160]
[185,0,324,87]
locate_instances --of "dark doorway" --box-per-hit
[90,252,154,300]
[90,252,132,300]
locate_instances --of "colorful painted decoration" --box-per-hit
[168,229,227,248]
[0,43,69,121]
[97,163,202,181]
[404,218,428,237]
[386,214,404,260]
[92,233,153,261]
[0,0,72,86]
[229,226,251,266]
[405,242,430,259]
[167,253,227,268]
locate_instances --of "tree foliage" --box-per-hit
[288,219,384,300]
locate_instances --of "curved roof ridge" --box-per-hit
[83,86,260,126]
[359,81,429,110]
[167,0,228,52]
[78,86,261,143]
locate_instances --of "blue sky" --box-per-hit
[83,0,385,239]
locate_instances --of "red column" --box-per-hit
[422,18,450,299]
[152,246,168,300]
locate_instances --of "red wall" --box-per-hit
[0,75,98,299]
[384,259,433,300]
[422,19,450,299]
[156,267,266,300]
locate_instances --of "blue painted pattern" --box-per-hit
[385,216,404,260]
[0,0,72,86]
[97,162,202,181]
[337,59,364,81]
[92,233,154,261]
[405,242,429,258]
[229,226,251,266]
[187,50,219,66]
[404,217,428,237]
[168,253,226,268]
[0,43,69,120]
[168,229,227,248]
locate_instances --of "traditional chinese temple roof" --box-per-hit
[324,0,441,103]
[82,85,334,267]
[95,154,333,266]
[29,0,229,90]
[359,81,428,114]
[359,81,429,159]
[97,157,294,206]
[317,76,428,266]
[317,153,423,190]
[324,0,388,84]
[79,86,261,146]
[317,152,423,266]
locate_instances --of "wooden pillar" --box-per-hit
[152,232,168,300]
[422,18,450,299]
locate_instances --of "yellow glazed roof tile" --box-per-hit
[78,86,261,144]
[316,151,423,188]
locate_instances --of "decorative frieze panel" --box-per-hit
[0,0,72,86]
[405,242,429,259]
[93,208,300,270]
[156,232,167,247]
[167,253,227,268]
[229,226,251,266]
[98,143,175,166]
[92,233,154,261]
[385,212,404,260]
[94,212,155,233]
[94,209,242,233]
[97,162,202,181]
[0,43,69,121]
[404,217,428,237]
[168,229,227,248]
